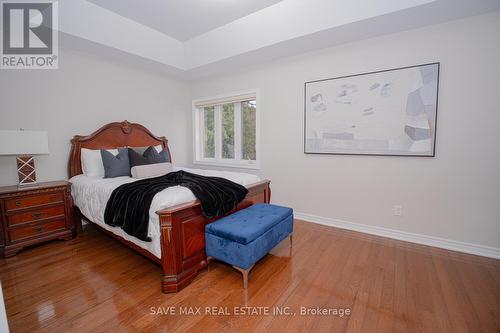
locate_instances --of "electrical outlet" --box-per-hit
[393,205,402,216]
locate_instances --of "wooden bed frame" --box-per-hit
[68,120,271,293]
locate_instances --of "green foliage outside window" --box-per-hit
[242,100,256,160]
[203,106,215,158]
[202,100,256,161]
[222,103,235,159]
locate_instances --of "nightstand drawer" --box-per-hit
[9,220,67,242]
[7,205,66,226]
[5,192,64,212]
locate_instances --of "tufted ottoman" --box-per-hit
[205,203,293,288]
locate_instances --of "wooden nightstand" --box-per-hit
[0,181,76,257]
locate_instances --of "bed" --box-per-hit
[68,120,271,293]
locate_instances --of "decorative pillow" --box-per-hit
[81,148,118,178]
[131,162,173,179]
[101,148,131,178]
[128,146,170,167]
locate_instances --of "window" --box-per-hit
[193,90,259,169]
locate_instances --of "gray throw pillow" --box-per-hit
[101,148,131,178]
[128,146,170,167]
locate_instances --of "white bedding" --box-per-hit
[70,167,260,259]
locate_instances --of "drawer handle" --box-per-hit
[32,212,43,219]
[15,201,22,207]
[34,225,44,233]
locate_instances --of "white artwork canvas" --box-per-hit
[304,63,439,156]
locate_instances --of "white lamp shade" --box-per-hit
[0,130,49,155]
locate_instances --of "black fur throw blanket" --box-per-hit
[104,170,248,241]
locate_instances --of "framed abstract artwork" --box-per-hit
[304,63,439,156]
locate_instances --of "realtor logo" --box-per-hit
[1,1,58,69]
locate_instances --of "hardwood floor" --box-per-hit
[1,220,499,332]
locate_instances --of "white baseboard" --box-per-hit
[294,212,500,260]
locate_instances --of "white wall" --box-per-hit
[0,47,191,186]
[191,12,500,250]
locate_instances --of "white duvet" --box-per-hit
[70,167,260,258]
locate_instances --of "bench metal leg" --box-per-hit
[233,265,254,289]
[206,256,213,272]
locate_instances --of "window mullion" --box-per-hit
[214,105,222,161]
[234,102,242,162]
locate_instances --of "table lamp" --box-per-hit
[0,130,49,187]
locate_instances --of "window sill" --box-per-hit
[193,160,260,170]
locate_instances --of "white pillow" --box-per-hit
[81,148,118,178]
[131,162,173,179]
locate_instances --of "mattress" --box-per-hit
[70,167,260,259]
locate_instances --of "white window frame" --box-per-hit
[192,89,260,170]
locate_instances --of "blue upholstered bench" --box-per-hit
[205,203,293,288]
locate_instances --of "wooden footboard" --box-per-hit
[157,179,271,293]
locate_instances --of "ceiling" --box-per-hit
[88,0,284,41]
[59,0,500,79]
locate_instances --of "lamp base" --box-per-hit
[17,183,40,190]
[16,155,37,186]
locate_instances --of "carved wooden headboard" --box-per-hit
[68,120,171,178]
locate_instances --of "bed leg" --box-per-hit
[161,275,178,293]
